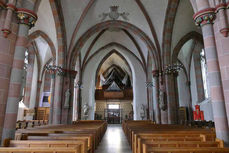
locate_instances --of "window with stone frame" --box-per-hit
[200,49,209,99]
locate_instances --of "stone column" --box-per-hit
[194,0,229,145]
[165,73,178,124]
[152,70,161,124]
[49,73,55,124]
[1,0,16,38]
[0,0,19,145]
[52,74,63,124]
[1,1,37,141]
[159,79,168,124]
[61,70,77,124]
[215,0,229,37]
[35,80,42,108]
[43,72,51,92]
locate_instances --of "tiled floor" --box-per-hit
[95,124,132,153]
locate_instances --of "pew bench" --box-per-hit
[0,147,81,153]
[143,147,229,153]
[3,140,86,153]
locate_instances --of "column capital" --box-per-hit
[17,8,37,29]
[63,69,78,78]
[193,8,216,27]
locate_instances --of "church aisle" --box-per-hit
[95,124,132,153]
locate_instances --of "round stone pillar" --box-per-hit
[159,80,168,124]
[152,70,161,124]
[215,0,229,37]
[1,1,37,142]
[52,74,63,124]
[165,73,178,124]
[49,73,55,124]
[194,0,229,145]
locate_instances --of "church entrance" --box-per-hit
[105,104,121,124]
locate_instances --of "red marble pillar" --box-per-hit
[194,0,229,145]
[24,47,35,107]
[0,0,18,145]
[1,1,37,142]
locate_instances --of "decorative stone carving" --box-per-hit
[99,6,129,21]
[17,8,37,29]
[83,104,89,120]
[140,104,146,120]
[193,8,216,27]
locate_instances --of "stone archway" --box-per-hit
[81,45,147,120]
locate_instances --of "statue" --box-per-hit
[83,104,89,120]
[64,89,70,108]
[159,90,167,111]
[140,104,146,120]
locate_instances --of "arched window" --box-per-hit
[21,50,29,98]
[200,49,209,99]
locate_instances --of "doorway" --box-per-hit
[105,104,121,124]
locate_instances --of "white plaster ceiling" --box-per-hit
[141,0,168,45]
[171,0,201,54]
[80,31,100,61]
[30,0,57,53]
[61,0,90,48]
[35,36,52,68]
[61,0,155,52]
[98,53,131,77]
[33,0,203,72]
[85,30,143,64]
[178,39,194,71]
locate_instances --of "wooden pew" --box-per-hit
[143,147,229,153]
[4,140,87,153]
[122,120,229,153]
[0,147,81,153]
[12,120,107,153]
[22,135,92,153]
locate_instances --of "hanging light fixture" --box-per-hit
[164,63,184,75]
[45,65,65,76]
